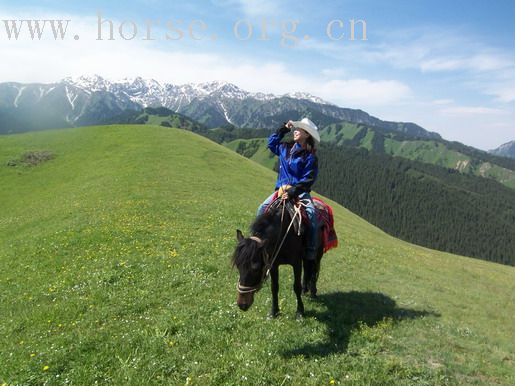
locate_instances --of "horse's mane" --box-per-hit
[231,237,260,269]
[250,210,277,237]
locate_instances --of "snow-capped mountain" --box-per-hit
[0,79,140,133]
[0,74,440,139]
[63,75,334,107]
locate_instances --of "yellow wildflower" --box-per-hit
[43,365,49,371]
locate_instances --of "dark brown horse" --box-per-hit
[232,200,323,318]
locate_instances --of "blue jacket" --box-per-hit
[268,131,318,196]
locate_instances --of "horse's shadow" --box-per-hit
[282,291,440,358]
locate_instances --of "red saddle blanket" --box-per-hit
[312,197,339,253]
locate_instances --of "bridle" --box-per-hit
[236,199,307,295]
[236,236,272,294]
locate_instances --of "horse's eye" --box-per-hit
[251,259,262,271]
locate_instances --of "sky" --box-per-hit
[1,0,514,150]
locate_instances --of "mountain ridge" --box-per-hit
[490,140,515,159]
[0,75,440,140]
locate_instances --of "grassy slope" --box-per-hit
[225,138,276,169]
[0,125,514,385]
[320,123,361,144]
[384,139,469,167]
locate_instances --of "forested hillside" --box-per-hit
[314,144,515,265]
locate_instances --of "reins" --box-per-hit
[265,200,301,277]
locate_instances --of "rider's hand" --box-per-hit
[277,122,290,135]
[286,186,298,199]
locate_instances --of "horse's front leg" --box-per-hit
[268,266,279,318]
[293,262,304,319]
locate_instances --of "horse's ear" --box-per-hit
[236,229,245,242]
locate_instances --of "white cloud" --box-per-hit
[314,79,412,108]
[368,102,514,151]
[339,29,515,107]
[211,0,281,18]
[235,0,280,18]
[432,99,454,105]
[320,67,347,78]
[482,75,515,103]
[439,106,509,116]
[419,53,513,73]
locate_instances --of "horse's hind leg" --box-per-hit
[293,262,304,319]
[303,259,317,298]
[268,266,280,319]
[309,247,324,298]
[302,259,311,294]
[310,252,321,298]
[303,249,322,298]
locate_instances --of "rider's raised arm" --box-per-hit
[268,123,290,156]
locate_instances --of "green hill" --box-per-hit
[320,122,515,189]
[225,138,277,169]
[1,125,514,385]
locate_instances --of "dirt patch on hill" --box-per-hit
[7,151,55,167]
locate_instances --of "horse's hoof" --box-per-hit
[296,312,304,320]
[267,311,279,319]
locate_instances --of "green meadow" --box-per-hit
[1,125,514,385]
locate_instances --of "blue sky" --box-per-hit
[1,0,514,150]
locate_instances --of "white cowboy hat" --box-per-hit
[291,117,320,143]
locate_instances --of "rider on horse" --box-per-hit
[257,118,320,261]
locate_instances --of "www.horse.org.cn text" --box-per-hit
[1,13,368,47]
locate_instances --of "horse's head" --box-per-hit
[232,229,269,311]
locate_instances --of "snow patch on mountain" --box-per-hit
[220,102,234,125]
[13,86,26,107]
[65,86,78,110]
[284,92,333,105]
[63,75,109,93]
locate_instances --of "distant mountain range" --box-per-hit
[490,141,515,159]
[0,75,439,140]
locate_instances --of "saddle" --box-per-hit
[264,193,338,253]
[266,197,306,236]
